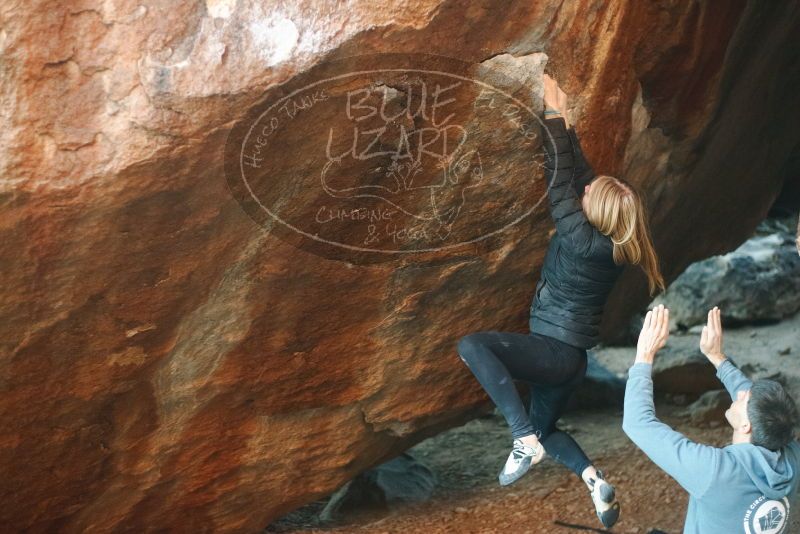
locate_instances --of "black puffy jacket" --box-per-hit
[529,117,625,350]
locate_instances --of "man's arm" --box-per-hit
[716,358,753,400]
[623,362,720,497]
[541,116,596,256]
[699,307,752,400]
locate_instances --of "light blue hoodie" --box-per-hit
[623,359,800,533]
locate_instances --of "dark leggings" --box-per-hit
[456,330,592,477]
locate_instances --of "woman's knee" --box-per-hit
[456,334,483,363]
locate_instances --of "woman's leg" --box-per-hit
[457,331,592,438]
[525,353,592,477]
[457,331,569,485]
[524,347,619,528]
[456,331,547,440]
[526,367,612,482]
[458,331,585,486]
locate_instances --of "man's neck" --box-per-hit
[731,431,752,445]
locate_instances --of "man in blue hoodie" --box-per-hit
[623,304,800,533]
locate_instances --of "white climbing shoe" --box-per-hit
[586,470,620,528]
[498,437,545,486]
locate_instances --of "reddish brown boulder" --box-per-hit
[1,1,799,531]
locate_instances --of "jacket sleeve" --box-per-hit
[716,358,753,400]
[567,126,597,196]
[541,117,596,256]
[622,362,720,498]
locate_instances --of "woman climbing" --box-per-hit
[456,74,665,529]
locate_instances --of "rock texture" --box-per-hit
[651,224,800,329]
[651,348,720,397]
[1,1,799,532]
[682,390,729,427]
[318,452,436,521]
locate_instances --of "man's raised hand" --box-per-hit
[699,306,727,368]
[636,304,670,364]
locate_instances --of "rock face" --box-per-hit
[1,1,799,531]
[651,222,800,329]
[319,452,436,521]
[683,390,730,426]
[651,348,720,396]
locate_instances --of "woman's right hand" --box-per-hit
[543,74,569,126]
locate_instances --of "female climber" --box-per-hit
[456,74,665,529]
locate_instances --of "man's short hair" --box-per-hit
[748,379,800,451]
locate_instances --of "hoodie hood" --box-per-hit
[728,442,797,499]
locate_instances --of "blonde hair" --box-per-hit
[584,175,666,297]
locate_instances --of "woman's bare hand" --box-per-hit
[542,74,569,127]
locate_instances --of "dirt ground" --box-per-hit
[266,312,800,534]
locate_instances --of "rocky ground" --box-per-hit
[266,310,800,534]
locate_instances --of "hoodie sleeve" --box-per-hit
[623,362,721,498]
[541,117,596,257]
[716,358,753,400]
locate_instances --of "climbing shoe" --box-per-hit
[586,469,620,528]
[498,437,545,486]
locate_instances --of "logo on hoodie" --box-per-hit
[744,495,789,534]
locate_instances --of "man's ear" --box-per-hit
[741,419,752,435]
